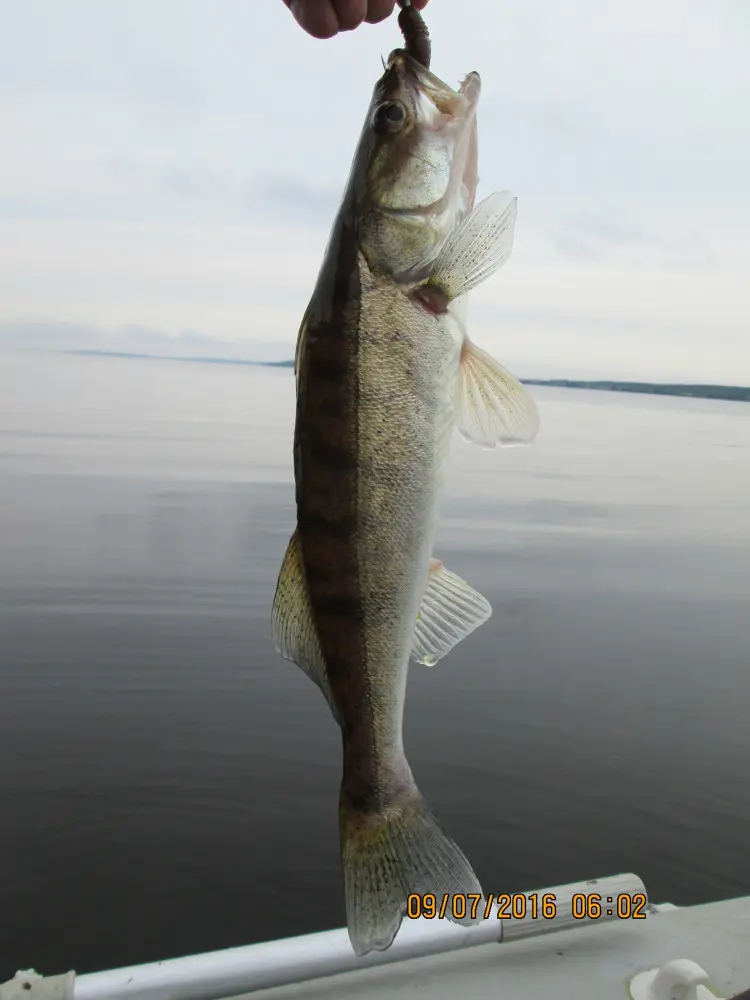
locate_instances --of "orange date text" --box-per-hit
[406,892,559,921]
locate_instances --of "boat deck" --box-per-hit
[4,878,749,1000]
[246,897,750,999]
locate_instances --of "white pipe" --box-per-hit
[74,873,646,1000]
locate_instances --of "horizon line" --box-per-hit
[45,349,750,403]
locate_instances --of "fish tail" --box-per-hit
[339,775,483,955]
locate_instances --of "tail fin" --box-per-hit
[339,783,483,955]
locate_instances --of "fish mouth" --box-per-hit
[385,49,481,122]
[382,49,480,218]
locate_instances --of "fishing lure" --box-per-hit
[397,0,431,69]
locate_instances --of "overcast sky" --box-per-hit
[1,0,748,380]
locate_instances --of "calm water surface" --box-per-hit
[0,352,748,978]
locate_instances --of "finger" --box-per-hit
[412,0,430,9]
[364,0,396,25]
[286,0,340,38]
[331,0,368,31]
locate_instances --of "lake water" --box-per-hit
[0,352,748,980]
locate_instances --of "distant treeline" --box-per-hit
[521,378,750,402]
[61,351,749,402]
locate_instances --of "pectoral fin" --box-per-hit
[411,559,492,667]
[271,529,341,724]
[457,339,540,449]
[427,191,518,301]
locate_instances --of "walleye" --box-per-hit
[271,25,539,956]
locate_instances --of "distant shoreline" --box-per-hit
[58,350,750,402]
[520,378,750,402]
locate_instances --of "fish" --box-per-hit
[271,38,539,956]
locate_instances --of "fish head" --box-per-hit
[350,49,481,279]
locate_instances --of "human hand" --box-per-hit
[282,0,430,39]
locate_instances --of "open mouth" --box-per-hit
[386,49,481,121]
[371,49,480,226]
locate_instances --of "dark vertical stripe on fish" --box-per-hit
[294,208,381,810]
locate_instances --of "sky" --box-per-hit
[0,0,748,381]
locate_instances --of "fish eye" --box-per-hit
[373,101,407,134]
[382,102,404,123]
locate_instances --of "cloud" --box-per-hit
[159,165,225,201]
[0,321,294,362]
[0,3,207,115]
[549,213,722,271]
[0,0,748,381]
[250,173,339,222]
[550,215,651,261]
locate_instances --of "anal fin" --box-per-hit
[271,529,341,724]
[411,559,492,667]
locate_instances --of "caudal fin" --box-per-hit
[339,784,483,955]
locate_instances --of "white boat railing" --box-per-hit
[1,873,648,1000]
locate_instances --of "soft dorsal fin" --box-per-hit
[271,529,341,725]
